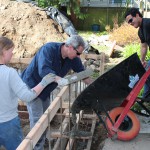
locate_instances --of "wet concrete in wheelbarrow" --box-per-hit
[102,115,150,150]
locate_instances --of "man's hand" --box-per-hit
[40,73,56,87]
[55,76,69,86]
[141,60,147,68]
[57,78,69,86]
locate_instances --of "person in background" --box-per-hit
[0,36,56,150]
[21,35,93,150]
[125,8,150,97]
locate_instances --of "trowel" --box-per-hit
[63,68,93,85]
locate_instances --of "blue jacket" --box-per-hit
[21,42,84,100]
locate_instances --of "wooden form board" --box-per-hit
[17,85,97,150]
[10,53,105,75]
[52,109,70,150]
[108,41,116,57]
[81,52,105,75]
[10,53,105,66]
[17,86,69,149]
[10,58,32,65]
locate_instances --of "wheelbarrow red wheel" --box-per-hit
[106,107,140,141]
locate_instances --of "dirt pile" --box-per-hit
[0,0,68,58]
[109,22,139,46]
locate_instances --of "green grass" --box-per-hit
[78,31,108,39]
[123,43,150,61]
[123,43,140,58]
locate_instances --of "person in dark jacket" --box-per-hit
[21,35,92,150]
[125,8,150,97]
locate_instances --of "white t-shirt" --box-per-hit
[0,65,37,123]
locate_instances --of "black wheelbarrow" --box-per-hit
[71,53,150,141]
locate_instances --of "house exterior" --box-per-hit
[80,0,150,9]
[81,0,132,8]
[76,0,150,31]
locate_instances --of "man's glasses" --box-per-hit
[128,18,133,24]
[74,48,82,56]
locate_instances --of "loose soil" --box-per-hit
[0,0,68,58]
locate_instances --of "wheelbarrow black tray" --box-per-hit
[72,53,145,113]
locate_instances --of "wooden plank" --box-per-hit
[18,105,27,111]
[108,41,116,57]
[53,109,69,150]
[99,52,105,75]
[46,86,69,121]
[114,44,124,51]
[62,102,73,108]
[57,86,69,97]
[26,113,48,147]
[10,58,32,65]
[17,86,68,149]
[57,86,69,101]
[18,111,29,119]
[82,114,97,119]
[24,94,62,148]
[56,113,97,119]
[85,54,101,60]
[85,119,96,150]
[65,138,74,150]
[17,139,32,150]
[47,97,61,121]
[51,132,92,140]
[18,100,26,106]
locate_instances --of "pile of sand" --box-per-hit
[0,0,68,58]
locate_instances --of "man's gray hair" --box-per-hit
[65,35,86,49]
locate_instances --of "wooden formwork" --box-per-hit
[81,52,105,75]
[17,84,97,150]
[9,52,105,73]
[9,53,105,150]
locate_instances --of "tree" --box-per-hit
[36,0,87,26]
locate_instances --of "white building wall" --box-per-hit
[80,0,134,7]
